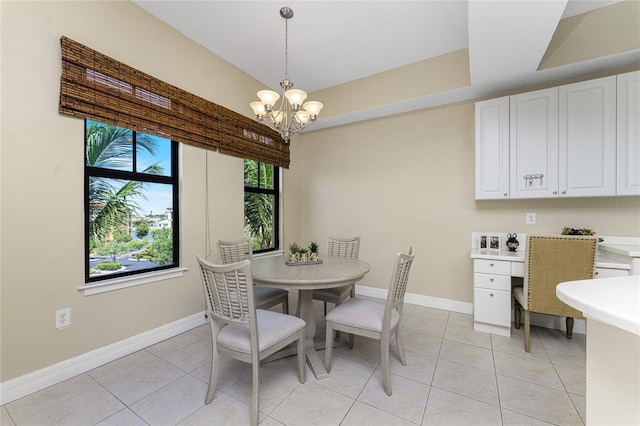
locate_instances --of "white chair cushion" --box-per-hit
[254,286,287,303]
[326,298,399,333]
[218,309,305,353]
[512,285,527,309]
[313,285,351,299]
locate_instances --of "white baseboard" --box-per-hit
[526,312,586,335]
[356,285,474,315]
[356,285,583,334]
[0,312,207,405]
[1,288,583,406]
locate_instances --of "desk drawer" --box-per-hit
[511,262,525,278]
[474,288,511,327]
[474,273,511,291]
[474,259,511,275]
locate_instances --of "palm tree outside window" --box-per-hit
[244,160,279,253]
[85,120,179,282]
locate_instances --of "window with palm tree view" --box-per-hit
[85,120,179,282]
[244,160,279,253]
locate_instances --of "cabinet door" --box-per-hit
[510,88,559,198]
[559,76,616,197]
[475,97,509,199]
[474,288,511,327]
[617,71,640,196]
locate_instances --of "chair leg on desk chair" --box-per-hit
[514,302,521,330]
[524,310,531,353]
[566,317,574,339]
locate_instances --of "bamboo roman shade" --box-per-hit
[59,36,289,168]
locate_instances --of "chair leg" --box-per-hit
[251,357,260,426]
[396,328,407,366]
[566,317,574,339]
[283,296,289,315]
[381,334,392,396]
[325,321,335,372]
[205,349,219,404]
[524,309,531,353]
[297,331,307,384]
[514,300,521,329]
[206,322,221,404]
[324,301,328,316]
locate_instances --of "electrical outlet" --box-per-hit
[526,212,536,225]
[56,308,71,329]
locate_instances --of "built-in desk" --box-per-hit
[470,233,638,337]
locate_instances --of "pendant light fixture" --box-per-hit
[250,7,323,142]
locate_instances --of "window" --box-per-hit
[85,120,179,282]
[244,160,279,253]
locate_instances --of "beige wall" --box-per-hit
[0,1,259,381]
[296,98,640,303]
[1,0,639,387]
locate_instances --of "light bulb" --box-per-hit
[257,90,280,107]
[285,89,307,106]
[303,101,323,116]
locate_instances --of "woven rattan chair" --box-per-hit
[312,236,361,315]
[217,239,289,314]
[513,235,597,352]
[197,257,306,426]
[325,247,414,396]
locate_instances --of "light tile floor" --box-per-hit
[2,298,587,425]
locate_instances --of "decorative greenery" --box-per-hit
[289,243,301,254]
[562,227,596,236]
[298,247,309,255]
[309,241,319,253]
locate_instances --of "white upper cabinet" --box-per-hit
[475,97,509,199]
[509,88,559,199]
[617,71,640,196]
[559,76,617,197]
[475,71,637,200]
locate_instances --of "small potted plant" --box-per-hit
[289,243,300,263]
[309,242,319,261]
[298,247,309,262]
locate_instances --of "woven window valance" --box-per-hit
[59,36,289,168]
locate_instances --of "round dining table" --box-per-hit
[251,254,370,379]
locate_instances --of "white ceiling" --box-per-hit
[133,1,638,129]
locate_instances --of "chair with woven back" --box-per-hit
[324,247,415,395]
[197,257,306,426]
[217,239,289,314]
[513,235,597,352]
[312,236,361,315]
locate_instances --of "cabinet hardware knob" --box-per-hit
[504,193,508,197]
[489,263,494,267]
[489,293,494,297]
[553,191,557,195]
[595,271,599,275]
[490,278,494,282]
[561,190,566,195]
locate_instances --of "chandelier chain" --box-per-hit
[284,17,289,81]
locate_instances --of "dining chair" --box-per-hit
[312,236,361,315]
[324,247,415,396]
[513,235,597,352]
[217,239,289,314]
[197,257,306,426]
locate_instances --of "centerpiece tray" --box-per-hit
[285,259,323,266]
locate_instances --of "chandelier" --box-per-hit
[250,7,323,142]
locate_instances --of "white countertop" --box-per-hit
[598,243,640,258]
[469,249,629,270]
[557,275,640,336]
